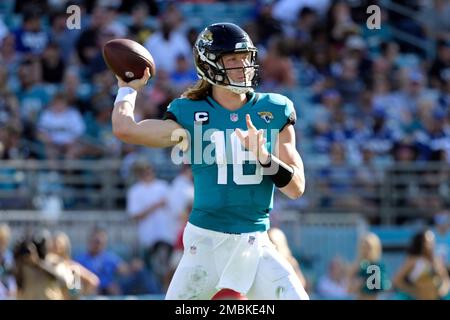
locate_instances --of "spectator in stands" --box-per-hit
[360,108,397,163]
[0,125,21,161]
[141,69,177,119]
[87,26,118,77]
[317,256,350,299]
[305,43,333,85]
[415,108,450,162]
[126,161,175,290]
[348,233,390,300]
[268,227,308,290]
[0,224,16,299]
[311,89,342,141]
[91,69,116,102]
[48,10,82,64]
[119,255,162,295]
[14,0,48,15]
[128,1,154,45]
[75,5,111,68]
[15,59,50,132]
[419,0,450,42]
[13,229,75,300]
[293,7,319,46]
[373,41,400,84]
[326,0,359,48]
[353,89,375,127]
[169,54,198,94]
[51,232,99,299]
[100,3,128,40]
[260,37,297,90]
[0,120,24,207]
[0,69,22,142]
[162,2,185,32]
[393,229,450,299]
[371,75,397,124]
[40,42,66,84]
[37,92,86,161]
[13,10,50,56]
[74,97,120,159]
[253,0,283,47]
[353,39,375,83]
[317,142,362,209]
[143,11,191,74]
[333,55,365,106]
[393,69,434,123]
[61,69,89,115]
[429,40,450,88]
[76,227,128,296]
[0,34,21,74]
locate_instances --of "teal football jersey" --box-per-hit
[165,92,296,233]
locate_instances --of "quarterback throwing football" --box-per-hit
[112,23,308,300]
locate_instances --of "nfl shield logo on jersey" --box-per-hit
[230,113,239,122]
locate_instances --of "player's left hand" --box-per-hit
[235,114,270,164]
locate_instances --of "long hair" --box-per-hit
[408,229,433,256]
[181,79,212,100]
[358,232,382,262]
[53,231,72,260]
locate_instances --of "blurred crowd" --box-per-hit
[0,223,162,299]
[0,0,449,164]
[0,160,194,299]
[2,210,449,300]
[0,0,449,220]
[284,210,450,300]
[314,215,450,300]
[0,0,450,163]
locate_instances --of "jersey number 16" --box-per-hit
[211,130,263,185]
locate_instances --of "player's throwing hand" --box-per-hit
[116,67,151,91]
[235,114,270,164]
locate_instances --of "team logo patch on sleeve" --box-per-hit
[194,111,209,124]
[258,111,274,123]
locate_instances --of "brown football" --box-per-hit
[102,38,156,82]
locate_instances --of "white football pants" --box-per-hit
[165,222,309,300]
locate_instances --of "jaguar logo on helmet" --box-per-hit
[202,30,213,43]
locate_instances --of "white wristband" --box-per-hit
[114,87,137,106]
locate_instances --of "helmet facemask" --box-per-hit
[217,51,258,94]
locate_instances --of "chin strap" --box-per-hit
[203,75,254,94]
[227,85,253,94]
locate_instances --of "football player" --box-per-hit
[112,23,308,300]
